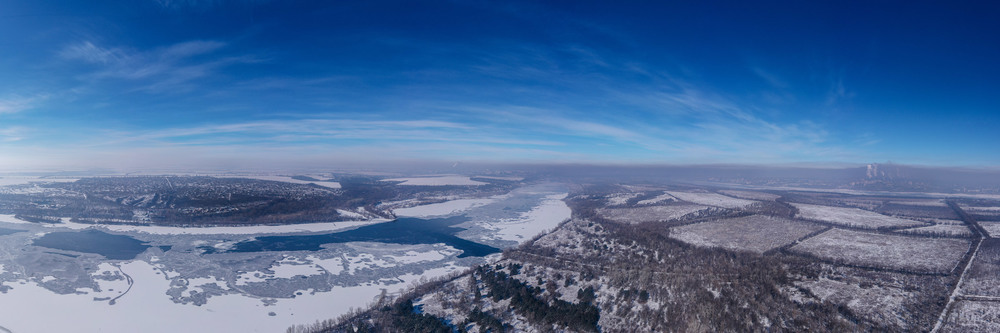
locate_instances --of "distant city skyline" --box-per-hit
[1,1,998,170]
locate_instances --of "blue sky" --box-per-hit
[1,0,998,170]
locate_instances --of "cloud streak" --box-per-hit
[60,40,252,93]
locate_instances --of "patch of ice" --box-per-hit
[482,193,571,243]
[382,175,487,186]
[0,214,29,224]
[0,260,469,333]
[394,198,497,218]
[44,218,389,235]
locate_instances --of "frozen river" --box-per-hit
[0,183,570,332]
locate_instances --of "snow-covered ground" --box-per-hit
[791,203,928,229]
[669,215,825,253]
[978,222,1000,238]
[718,190,781,201]
[636,192,676,206]
[598,205,708,224]
[0,214,27,224]
[0,214,389,235]
[897,224,972,236]
[790,228,969,273]
[0,260,467,333]
[473,176,524,181]
[605,192,640,206]
[382,175,486,186]
[394,198,498,218]
[667,191,756,209]
[888,199,947,207]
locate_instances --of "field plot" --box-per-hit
[597,205,707,224]
[961,206,1000,221]
[718,190,780,201]
[959,239,1000,296]
[666,191,756,209]
[669,215,825,253]
[605,192,641,206]
[635,192,676,205]
[795,278,914,328]
[979,222,1000,238]
[790,228,970,273]
[889,199,946,207]
[791,203,928,229]
[940,301,1000,332]
[876,203,959,219]
[896,224,972,237]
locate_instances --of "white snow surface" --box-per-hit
[0,260,468,333]
[978,222,1000,238]
[480,193,571,242]
[0,214,29,224]
[605,193,640,206]
[666,191,756,208]
[791,203,928,229]
[636,192,676,206]
[718,190,781,201]
[382,175,486,186]
[394,198,498,218]
[0,215,389,235]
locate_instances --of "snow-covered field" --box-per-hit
[394,197,498,218]
[382,175,486,186]
[897,224,972,237]
[795,278,913,329]
[605,192,640,206]
[790,228,970,273]
[979,222,1000,238]
[791,203,928,229]
[598,205,708,224]
[667,191,756,209]
[963,206,1000,212]
[636,192,676,206]
[0,260,467,333]
[215,175,341,189]
[888,199,947,207]
[941,300,1000,332]
[670,215,826,253]
[0,214,389,235]
[0,214,26,224]
[718,190,780,201]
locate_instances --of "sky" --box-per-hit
[1,0,998,171]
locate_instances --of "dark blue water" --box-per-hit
[32,229,151,260]
[221,216,500,258]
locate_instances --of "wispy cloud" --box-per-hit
[59,40,252,93]
[0,95,45,114]
[750,66,787,88]
[88,117,562,149]
[0,127,26,142]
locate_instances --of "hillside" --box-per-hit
[294,184,979,332]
